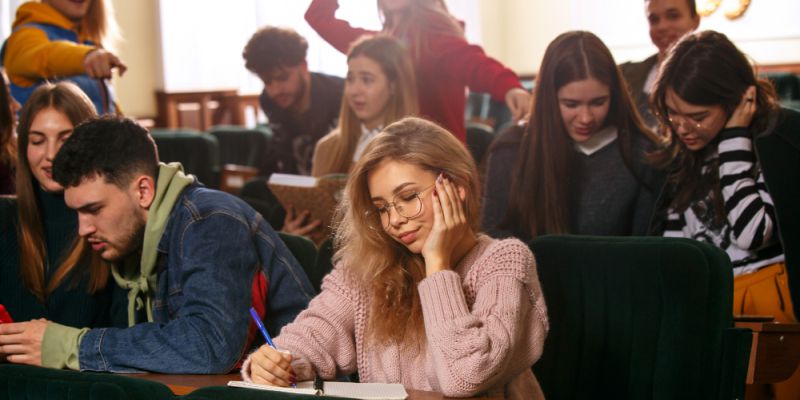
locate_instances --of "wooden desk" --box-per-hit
[133,373,502,399]
[735,321,800,384]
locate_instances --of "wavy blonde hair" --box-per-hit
[378,0,463,59]
[316,34,418,176]
[332,116,480,344]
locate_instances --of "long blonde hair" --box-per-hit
[39,0,119,50]
[15,82,108,302]
[333,117,480,344]
[317,35,418,176]
[378,0,464,59]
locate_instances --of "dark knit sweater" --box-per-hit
[0,186,123,327]
[481,125,662,240]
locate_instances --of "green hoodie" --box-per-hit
[41,163,193,369]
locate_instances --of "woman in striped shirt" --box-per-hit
[650,30,800,398]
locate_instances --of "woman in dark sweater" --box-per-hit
[0,82,120,329]
[0,70,22,195]
[481,31,662,241]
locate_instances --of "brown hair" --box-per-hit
[242,26,308,74]
[649,30,779,214]
[0,70,15,170]
[502,31,660,238]
[333,116,480,344]
[15,82,108,302]
[378,0,463,59]
[316,34,418,176]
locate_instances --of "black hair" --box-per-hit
[53,116,160,188]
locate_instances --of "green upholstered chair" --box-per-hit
[465,121,494,166]
[313,238,335,293]
[278,232,321,294]
[239,177,285,230]
[208,126,275,178]
[756,125,800,311]
[528,235,752,400]
[0,364,176,400]
[150,129,221,189]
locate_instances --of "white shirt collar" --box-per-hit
[353,124,383,162]
[574,125,618,156]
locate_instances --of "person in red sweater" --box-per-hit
[305,0,529,143]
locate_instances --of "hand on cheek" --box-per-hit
[421,172,468,276]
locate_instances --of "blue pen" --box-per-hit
[249,307,276,347]
[249,307,295,387]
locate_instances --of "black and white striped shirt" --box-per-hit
[664,127,784,275]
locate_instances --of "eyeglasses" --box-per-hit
[369,183,436,229]
[666,113,704,131]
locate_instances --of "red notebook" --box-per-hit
[0,304,12,323]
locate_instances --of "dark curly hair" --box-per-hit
[53,116,160,189]
[243,26,308,74]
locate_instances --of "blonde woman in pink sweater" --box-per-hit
[241,117,548,399]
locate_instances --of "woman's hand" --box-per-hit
[83,49,127,79]
[421,172,469,276]
[725,85,757,129]
[505,88,531,123]
[249,345,296,386]
[282,205,322,237]
[0,319,49,366]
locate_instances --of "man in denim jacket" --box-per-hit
[0,117,314,373]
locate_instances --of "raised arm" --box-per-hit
[419,240,548,397]
[428,33,522,102]
[718,127,778,250]
[305,0,377,54]
[4,27,93,83]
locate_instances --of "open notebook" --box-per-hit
[228,380,408,399]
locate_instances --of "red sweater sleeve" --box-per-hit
[427,32,522,101]
[305,0,377,54]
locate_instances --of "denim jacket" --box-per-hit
[77,184,315,373]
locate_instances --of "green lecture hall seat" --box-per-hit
[528,235,752,400]
[0,364,176,400]
[150,129,221,189]
[207,125,275,178]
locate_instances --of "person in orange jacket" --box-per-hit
[1,0,126,115]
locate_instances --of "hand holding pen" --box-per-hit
[248,307,297,387]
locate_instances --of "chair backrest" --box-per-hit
[0,364,176,400]
[465,121,494,165]
[528,235,747,400]
[313,238,335,293]
[208,126,274,177]
[278,232,320,293]
[150,129,220,188]
[756,126,800,310]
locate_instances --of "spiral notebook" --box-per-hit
[228,380,408,399]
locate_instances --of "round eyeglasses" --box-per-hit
[369,183,436,229]
[667,113,704,131]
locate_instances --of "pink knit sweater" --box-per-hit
[242,235,548,399]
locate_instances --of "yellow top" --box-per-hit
[3,2,95,88]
